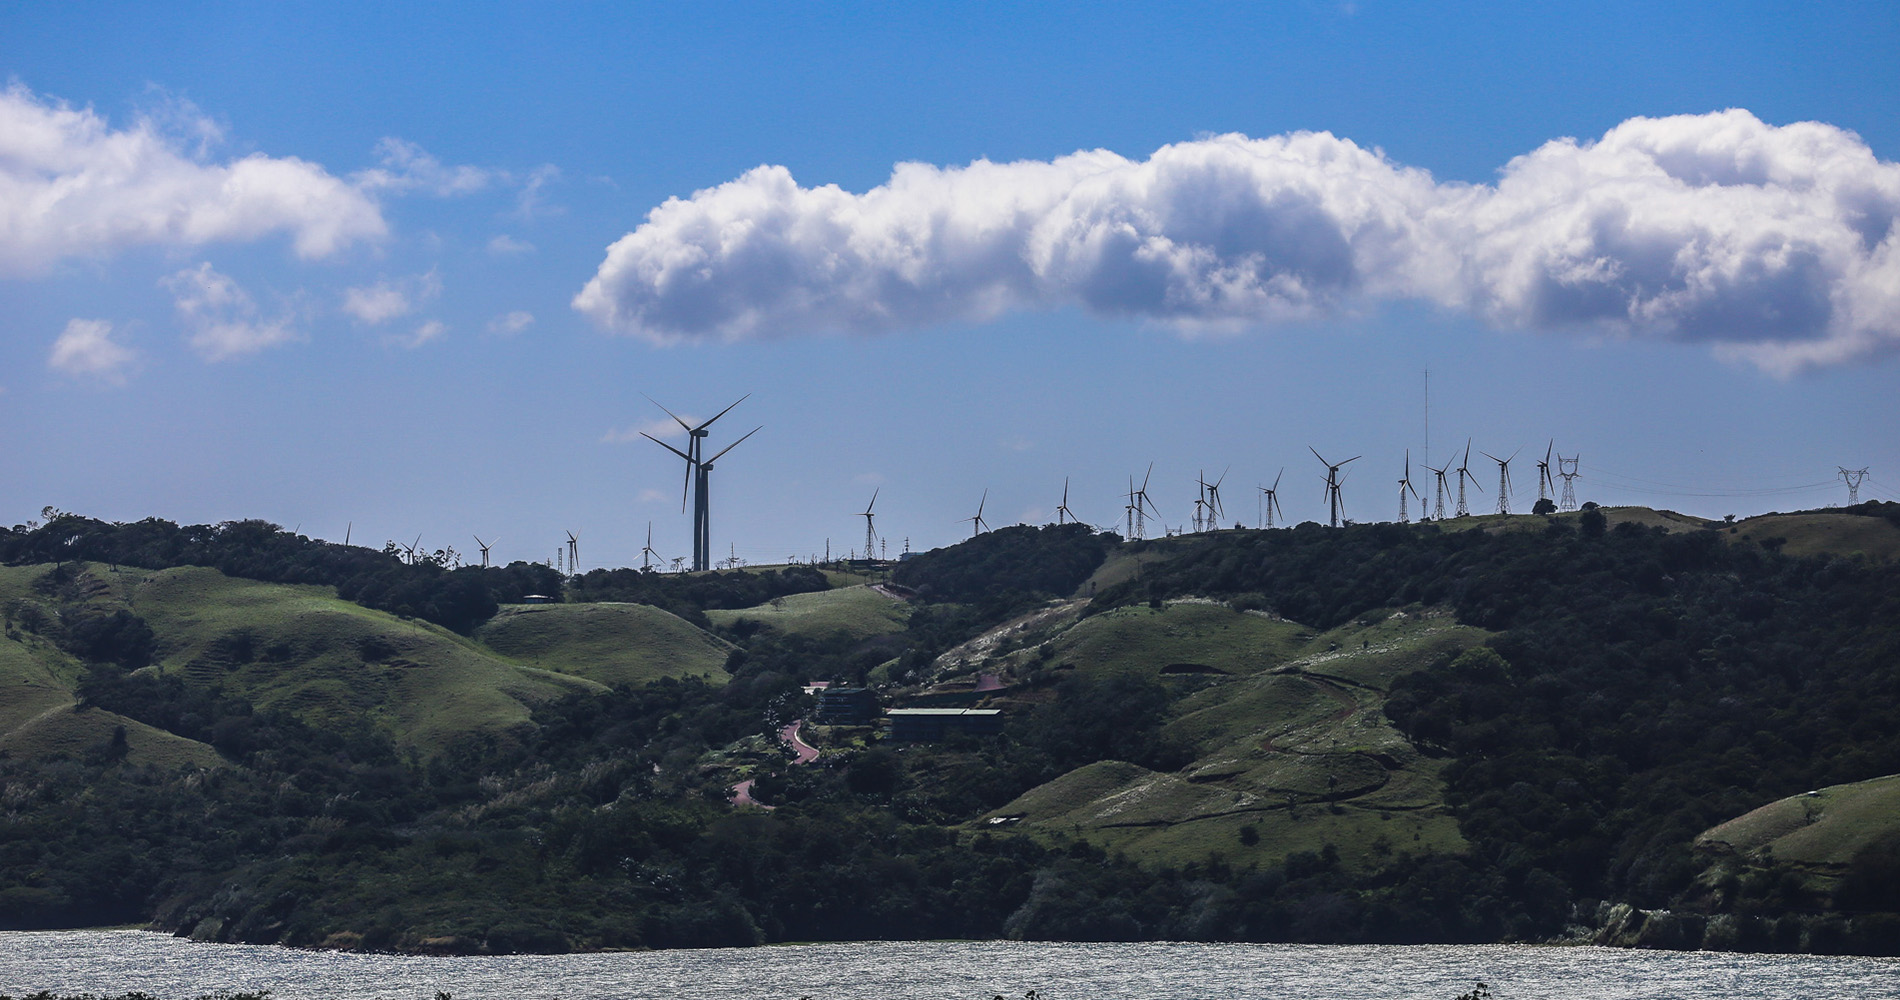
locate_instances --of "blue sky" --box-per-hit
[4,2,1898,569]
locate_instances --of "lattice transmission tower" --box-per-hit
[1556,454,1582,511]
[1839,466,1868,505]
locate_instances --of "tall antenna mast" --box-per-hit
[1840,466,1869,505]
[1557,454,1581,511]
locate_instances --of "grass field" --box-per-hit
[1047,601,1309,679]
[1731,511,1900,561]
[477,602,733,687]
[987,605,1482,871]
[704,585,910,641]
[1697,773,1900,867]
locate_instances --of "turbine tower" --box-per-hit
[1536,440,1556,503]
[1426,462,1450,520]
[1840,466,1869,505]
[640,393,751,572]
[1202,468,1229,530]
[859,489,879,562]
[1557,453,1582,511]
[1454,441,1483,517]
[472,535,495,568]
[1310,447,1360,528]
[641,523,661,571]
[964,489,990,538]
[1259,469,1284,529]
[1125,464,1158,539]
[1055,478,1076,525]
[1397,451,1421,524]
[1481,449,1518,515]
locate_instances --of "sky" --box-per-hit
[4,2,1899,570]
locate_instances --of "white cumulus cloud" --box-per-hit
[0,84,386,275]
[48,319,135,382]
[163,263,297,361]
[574,110,1900,373]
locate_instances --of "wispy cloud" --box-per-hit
[351,137,493,196]
[48,319,136,383]
[0,84,384,275]
[575,110,1900,374]
[163,263,297,361]
[602,416,691,444]
[486,310,535,335]
[512,164,563,220]
[341,270,441,325]
[487,234,535,255]
[391,319,447,350]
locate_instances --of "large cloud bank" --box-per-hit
[0,86,385,275]
[575,110,1900,373]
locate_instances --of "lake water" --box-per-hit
[0,930,1894,1000]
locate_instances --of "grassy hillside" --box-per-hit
[988,605,1486,871]
[1698,774,1900,867]
[1733,510,1900,561]
[123,566,604,749]
[1046,600,1307,679]
[703,585,910,641]
[477,602,732,687]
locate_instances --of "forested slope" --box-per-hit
[1,504,1896,954]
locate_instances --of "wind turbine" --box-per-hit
[1055,478,1076,525]
[641,523,661,571]
[565,531,580,574]
[1454,440,1483,517]
[1426,461,1451,520]
[473,535,495,568]
[1309,447,1360,528]
[1201,468,1229,530]
[1130,464,1160,539]
[403,534,423,565]
[1536,440,1556,503]
[1259,469,1285,529]
[1397,451,1421,524]
[1481,449,1518,515]
[858,489,879,562]
[963,489,990,538]
[640,393,751,572]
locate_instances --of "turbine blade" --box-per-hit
[706,425,763,464]
[642,393,694,433]
[694,393,752,432]
[1272,468,1283,490]
[640,431,693,463]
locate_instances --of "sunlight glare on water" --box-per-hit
[1,931,1895,1000]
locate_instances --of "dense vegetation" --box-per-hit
[3,508,1899,954]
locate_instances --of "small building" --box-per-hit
[520,594,556,605]
[815,687,878,725]
[885,708,1003,742]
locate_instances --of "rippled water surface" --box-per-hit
[2,930,1894,1000]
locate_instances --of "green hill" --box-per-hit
[477,602,733,686]
[988,606,1484,870]
[703,585,910,641]
[1698,773,1900,868]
